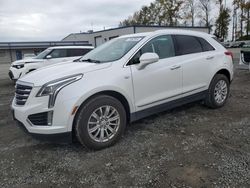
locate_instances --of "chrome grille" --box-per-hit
[15,84,32,105]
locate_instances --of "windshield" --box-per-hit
[80,36,144,63]
[35,49,52,59]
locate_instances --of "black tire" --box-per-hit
[205,74,230,109]
[74,95,127,150]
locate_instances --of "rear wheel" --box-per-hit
[74,95,127,150]
[205,74,230,108]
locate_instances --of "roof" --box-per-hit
[48,46,94,49]
[0,41,91,50]
[119,29,212,39]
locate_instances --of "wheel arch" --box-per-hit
[215,69,231,83]
[72,90,131,134]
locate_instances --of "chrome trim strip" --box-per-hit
[137,86,206,108]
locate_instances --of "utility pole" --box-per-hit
[232,6,236,41]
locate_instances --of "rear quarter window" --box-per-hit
[197,37,215,51]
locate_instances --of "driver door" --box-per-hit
[44,49,69,66]
[129,35,182,111]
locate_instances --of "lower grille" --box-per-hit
[28,111,53,126]
[15,84,32,105]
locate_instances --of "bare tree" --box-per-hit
[233,0,246,38]
[198,0,212,32]
[232,3,238,41]
[245,1,250,36]
[183,0,196,26]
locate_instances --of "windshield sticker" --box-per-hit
[126,37,142,42]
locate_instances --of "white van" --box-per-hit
[9,46,94,81]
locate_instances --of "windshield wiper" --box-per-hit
[80,58,101,63]
[73,58,81,62]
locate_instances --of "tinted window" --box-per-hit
[49,49,67,58]
[67,49,92,57]
[198,37,215,51]
[35,49,52,59]
[174,35,202,55]
[129,35,175,65]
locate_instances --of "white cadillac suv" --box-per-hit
[9,46,94,81]
[12,30,234,150]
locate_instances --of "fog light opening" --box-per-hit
[47,111,53,126]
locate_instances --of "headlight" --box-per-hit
[36,74,83,108]
[13,64,24,69]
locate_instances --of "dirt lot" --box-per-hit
[0,59,250,187]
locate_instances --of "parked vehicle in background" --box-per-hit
[12,30,234,150]
[242,41,250,48]
[23,53,36,59]
[222,42,234,48]
[239,47,250,69]
[231,41,245,48]
[9,46,94,81]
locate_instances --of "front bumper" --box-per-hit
[9,67,23,80]
[11,86,77,138]
[14,119,72,142]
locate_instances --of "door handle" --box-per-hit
[170,65,181,70]
[206,56,214,60]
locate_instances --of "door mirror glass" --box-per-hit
[46,55,52,59]
[137,52,159,70]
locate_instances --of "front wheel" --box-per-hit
[74,95,127,150]
[205,74,230,109]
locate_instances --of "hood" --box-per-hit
[19,62,112,87]
[12,58,43,65]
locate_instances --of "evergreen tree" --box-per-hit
[214,7,231,41]
[244,1,250,36]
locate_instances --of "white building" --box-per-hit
[0,25,209,64]
[63,25,210,47]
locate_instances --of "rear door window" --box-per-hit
[49,49,67,58]
[174,35,203,55]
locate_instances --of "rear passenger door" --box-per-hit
[173,35,215,95]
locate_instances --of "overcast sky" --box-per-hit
[0,0,152,42]
[0,0,234,42]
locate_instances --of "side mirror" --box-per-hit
[137,53,159,70]
[46,55,52,59]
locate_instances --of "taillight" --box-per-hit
[225,51,233,60]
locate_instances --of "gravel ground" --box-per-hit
[0,59,250,187]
